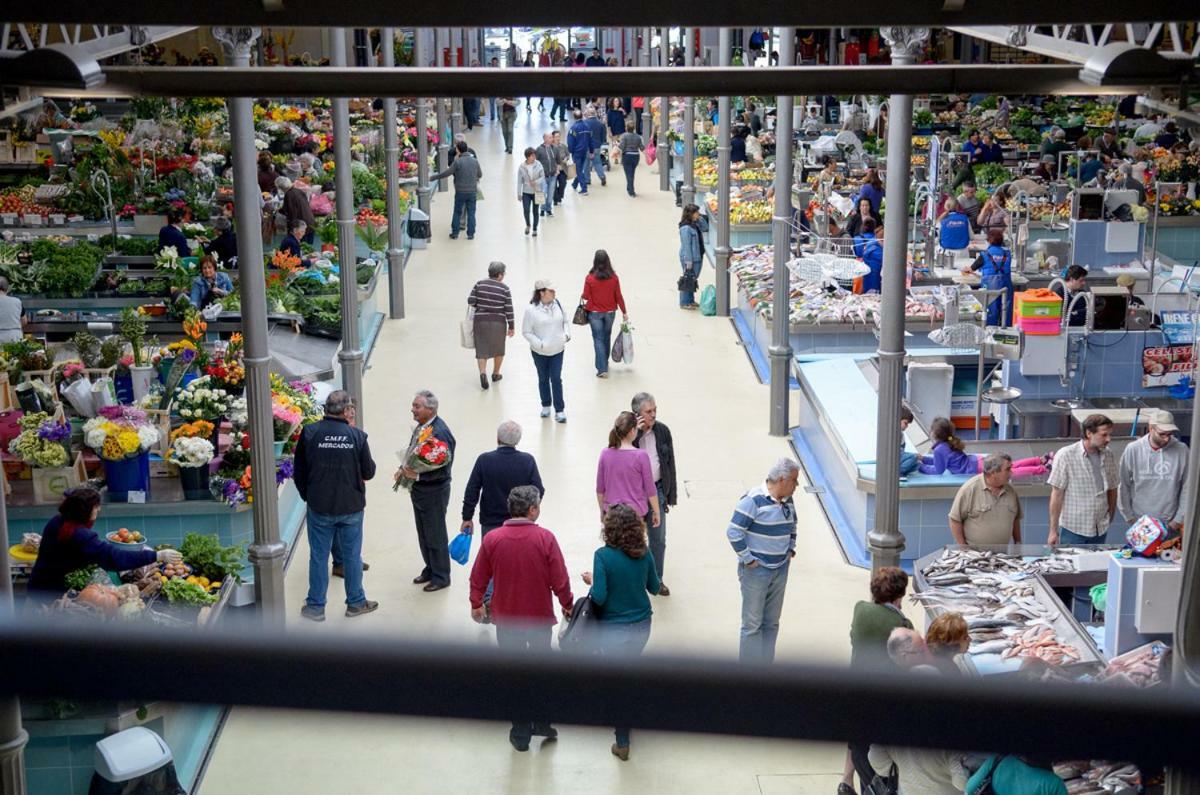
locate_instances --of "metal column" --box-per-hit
[682,26,695,209]
[382,27,405,320]
[416,29,431,214]
[332,30,365,421]
[769,27,796,437]
[0,489,27,794]
[214,25,285,624]
[435,28,448,191]
[449,29,461,143]
[868,27,929,573]
[659,28,670,192]
[715,27,732,317]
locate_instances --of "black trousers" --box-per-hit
[411,481,451,586]
[554,171,567,204]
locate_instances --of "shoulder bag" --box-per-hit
[558,593,600,653]
[460,306,475,349]
[572,301,590,326]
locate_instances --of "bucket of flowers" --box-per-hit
[83,406,160,501]
[169,434,215,500]
[9,412,81,503]
[173,376,233,435]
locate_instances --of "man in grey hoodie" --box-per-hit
[432,141,483,240]
[1119,410,1189,532]
[534,133,560,218]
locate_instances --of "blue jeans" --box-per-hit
[592,150,607,181]
[521,193,540,230]
[598,618,651,746]
[588,310,615,374]
[495,624,553,742]
[644,483,666,579]
[739,559,790,663]
[451,192,477,237]
[572,153,592,191]
[541,177,555,215]
[1058,527,1106,620]
[531,351,564,411]
[679,260,700,306]
[621,152,639,194]
[306,509,366,609]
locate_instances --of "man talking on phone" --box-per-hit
[631,392,678,596]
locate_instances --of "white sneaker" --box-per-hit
[555,412,567,423]
[540,407,551,418]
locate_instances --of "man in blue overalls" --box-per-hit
[853,218,884,294]
[971,228,1014,326]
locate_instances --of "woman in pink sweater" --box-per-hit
[596,411,660,528]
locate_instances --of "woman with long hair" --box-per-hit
[580,250,628,378]
[843,196,879,239]
[595,412,660,528]
[521,279,569,421]
[855,168,885,216]
[678,203,708,309]
[581,504,660,761]
[919,417,1049,477]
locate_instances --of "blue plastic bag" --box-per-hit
[699,285,717,316]
[449,531,473,565]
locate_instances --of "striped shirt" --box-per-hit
[727,483,797,568]
[467,278,515,330]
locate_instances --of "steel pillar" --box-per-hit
[382,27,405,320]
[416,29,432,214]
[659,28,670,192]
[682,26,695,208]
[769,27,796,437]
[214,25,285,624]
[715,27,732,317]
[449,28,462,141]
[868,27,928,573]
[435,28,448,191]
[331,30,365,421]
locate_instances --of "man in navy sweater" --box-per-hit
[461,420,544,609]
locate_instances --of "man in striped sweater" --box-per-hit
[727,458,800,663]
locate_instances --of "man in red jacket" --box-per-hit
[469,485,573,751]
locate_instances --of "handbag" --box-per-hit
[460,307,475,349]
[865,766,899,795]
[571,301,589,326]
[534,188,546,205]
[677,266,699,294]
[558,594,600,653]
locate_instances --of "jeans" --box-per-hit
[500,111,516,152]
[541,177,555,215]
[305,509,366,608]
[463,98,480,129]
[739,559,790,663]
[554,171,567,204]
[531,351,564,412]
[1058,527,1106,620]
[588,310,616,374]
[592,150,607,182]
[495,625,554,743]
[679,260,700,306]
[490,98,498,120]
[621,152,639,194]
[521,193,540,231]
[644,482,666,579]
[572,153,592,191]
[598,618,651,746]
[451,192,477,237]
[411,481,452,586]
[550,98,567,120]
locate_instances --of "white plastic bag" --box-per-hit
[60,378,94,418]
[618,321,634,365]
[90,378,117,415]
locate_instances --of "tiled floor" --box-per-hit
[200,106,924,794]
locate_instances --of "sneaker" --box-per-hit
[532,230,538,237]
[467,234,474,240]
[449,233,458,239]
[540,407,551,418]
[345,600,379,618]
[611,744,630,761]
[555,412,566,423]
[300,605,325,622]
[524,227,530,235]
[600,177,607,186]
[597,372,608,379]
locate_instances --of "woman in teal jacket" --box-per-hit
[678,203,709,309]
[581,504,660,762]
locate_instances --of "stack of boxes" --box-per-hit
[1014,289,1064,335]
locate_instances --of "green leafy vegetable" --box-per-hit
[180,532,246,583]
[64,564,102,591]
[162,578,218,605]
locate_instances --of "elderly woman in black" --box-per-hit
[28,487,180,595]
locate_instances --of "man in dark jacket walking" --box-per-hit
[583,108,609,187]
[461,420,545,611]
[431,141,483,240]
[397,390,457,591]
[567,110,595,194]
[294,390,378,621]
[632,391,678,595]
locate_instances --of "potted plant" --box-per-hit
[82,405,160,501]
[169,435,215,500]
[119,307,154,402]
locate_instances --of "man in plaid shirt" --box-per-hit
[1048,414,1118,546]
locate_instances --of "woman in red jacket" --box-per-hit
[580,250,628,378]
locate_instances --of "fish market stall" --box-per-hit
[913,546,1109,676]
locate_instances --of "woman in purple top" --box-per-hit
[919,417,1050,477]
[596,411,661,528]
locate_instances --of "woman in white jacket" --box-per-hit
[521,278,570,422]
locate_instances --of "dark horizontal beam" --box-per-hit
[28,65,1160,98]
[1,621,1199,769]
[7,3,1196,27]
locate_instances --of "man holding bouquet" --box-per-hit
[396,390,457,592]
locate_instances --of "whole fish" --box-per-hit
[969,639,1014,655]
[967,617,1019,630]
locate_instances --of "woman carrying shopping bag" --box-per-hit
[580,250,628,379]
[521,279,570,422]
[517,148,546,237]
[467,262,515,390]
[678,204,708,309]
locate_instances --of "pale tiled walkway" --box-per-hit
[201,107,922,794]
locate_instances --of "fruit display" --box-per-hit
[911,136,930,148]
[705,188,774,224]
[935,111,959,124]
[911,155,928,166]
[694,156,717,185]
[159,561,193,580]
[0,186,56,218]
[1085,106,1115,127]
[107,527,145,546]
[732,167,773,182]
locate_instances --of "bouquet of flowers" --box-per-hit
[211,459,294,507]
[393,426,452,491]
[272,394,303,442]
[9,413,71,468]
[169,436,214,469]
[83,406,159,462]
[205,333,245,393]
[174,375,232,422]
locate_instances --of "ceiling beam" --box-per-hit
[19,64,1172,99]
[5,2,1198,28]
[949,25,1098,63]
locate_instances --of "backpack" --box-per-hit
[749,30,765,49]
